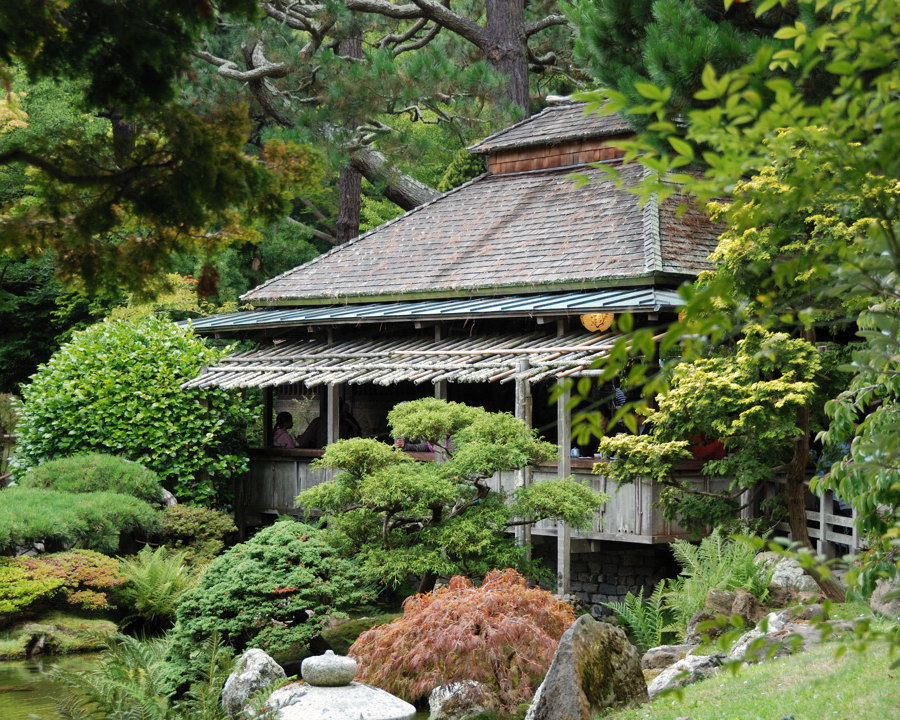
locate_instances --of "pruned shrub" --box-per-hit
[349,569,576,712]
[168,520,370,677]
[20,454,165,505]
[0,550,125,618]
[10,315,255,506]
[159,504,236,564]
[0,487,162,554]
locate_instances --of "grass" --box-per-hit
[601,637,899,720]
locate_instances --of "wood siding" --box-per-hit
[488,139,625,175]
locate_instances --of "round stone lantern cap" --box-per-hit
[301,650,358,687]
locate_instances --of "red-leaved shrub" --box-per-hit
[349,569,575,711]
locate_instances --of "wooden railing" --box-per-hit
[238,450,722,544]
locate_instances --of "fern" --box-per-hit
[53,633,236,720]
[601,581,675,653]
[664,529,777,636]
[115,546,196,628]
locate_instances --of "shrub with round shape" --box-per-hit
[11,315,254,506]
[20,453,165,505]
[349,569,576,712]
[167,520,370,681]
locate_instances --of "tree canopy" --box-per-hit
[297,398,608,592]
[570,0,898,593]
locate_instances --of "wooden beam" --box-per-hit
[515,359,532,555]
[326,384,340,445]
[263,387,274,447]
[556,320,571,595]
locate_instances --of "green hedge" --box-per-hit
[0,487,161,554]
[20,453,165,505]
[11,315,255,506]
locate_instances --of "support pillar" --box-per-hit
[515,359,532,554]
[556,320,571,595]
[263,387,274,447]
[326,383,340,445]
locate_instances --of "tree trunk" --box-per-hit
[335,36,364,243]
[418,571,438,594]
[785,403,846,602]
[485,0,530,110]
[785,404,812,549]
[335,165,362,243]
[350,148,441,210]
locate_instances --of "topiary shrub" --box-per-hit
[10,315,255,506]
[349,569,576,712]
[0,487,162,554]
[0,550,125,619]
[158,504,237,564]
[19,453,165,505]
[167,520,370,680]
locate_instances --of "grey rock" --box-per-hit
[428,681,497,720]
[869,578,900,619]
[756,552,820,593]
[641,644,697,670]
[525,614,647,720]
[302,650,357,686]
[221,648,286,717]
[265,680,416,720]
[646,655,721,699]
[161,488,178,507]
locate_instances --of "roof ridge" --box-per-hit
[468,104,577,153]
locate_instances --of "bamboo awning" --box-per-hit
[182,330,627,389]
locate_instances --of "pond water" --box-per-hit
[0,654,100,720]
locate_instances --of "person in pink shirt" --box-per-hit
[272,412,297,448]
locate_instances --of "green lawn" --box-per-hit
[602,639,898,720]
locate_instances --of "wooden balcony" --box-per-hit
[237,450,725,545]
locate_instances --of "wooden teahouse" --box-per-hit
[184,99,726,604]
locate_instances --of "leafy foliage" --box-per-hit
[596,328,820,532]
[158,504,237,565]
[601,581,676,654]
[349,569,576,711]
[20,453,165,505]
[54,633,237,720]
[0,550,125,617]
[300,399,607,590]
[11,315,255,506]
[663,530,776,637]
[115,547,197,629]
[571,0,898,598]
[167,520,369,682]
[0,486,161,554]
[0,2,288,295]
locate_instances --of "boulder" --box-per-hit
[429,681,498,720]
[727,609,855,663]
[756,552,820,593]
[264,681,416,720]
[221,648,286,717]
[641,644,697,670]
[684,611,721,644]
[869,578,900,619]
[646,655,721,699]
[525,614,648,720]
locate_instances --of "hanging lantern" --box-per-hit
[580,312,614,332]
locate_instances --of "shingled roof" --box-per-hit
[469,102,632,153]
[242,161,719,306]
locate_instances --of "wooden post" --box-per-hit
[262,387,274,448]
[515,359,532,554]
[326,383,340,445]
[556,320,571,595]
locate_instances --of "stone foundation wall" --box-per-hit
[532,538,679,616]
